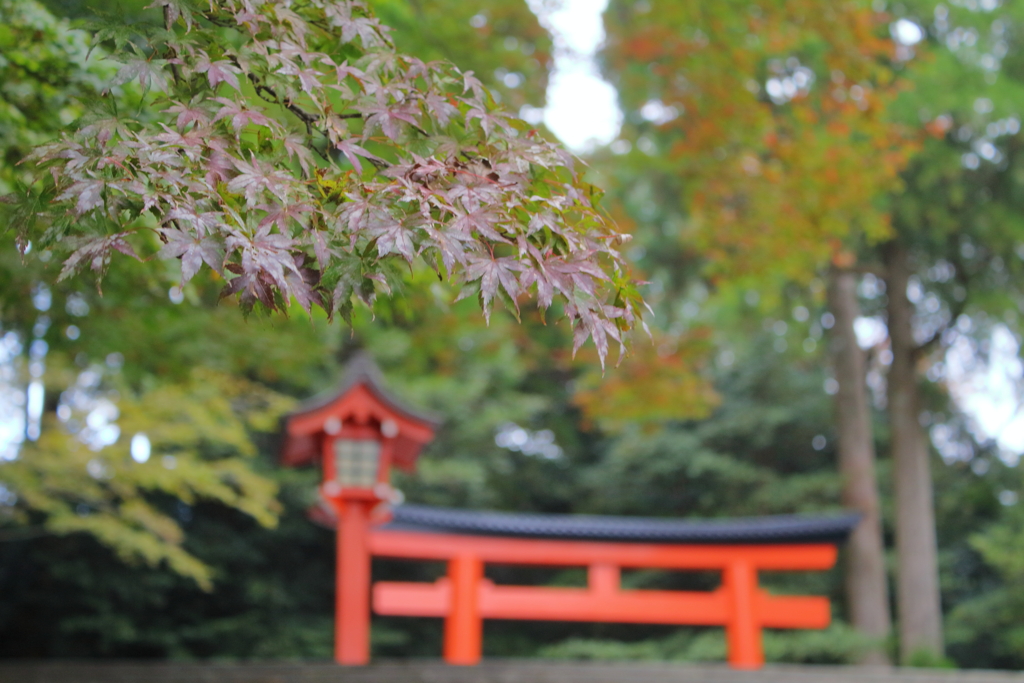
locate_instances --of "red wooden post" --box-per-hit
[336,497,373,665]
[724,559,763,668]
[444,554,483,665]
[588,563,619,596]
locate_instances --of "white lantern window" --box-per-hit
[335,439,380,488]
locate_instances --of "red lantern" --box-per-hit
[282,352,438,664]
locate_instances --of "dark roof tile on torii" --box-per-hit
[380,504,861,545]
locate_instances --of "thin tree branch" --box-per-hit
[912,239,970,359]
[911,303,967,358]
[227,56,326,135]
[912,297,966,359]
[163,6,182,86]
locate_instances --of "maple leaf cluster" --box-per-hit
[12,0,644,365]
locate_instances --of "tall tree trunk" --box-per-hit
[883,241,944,662]
[827,269,891,665]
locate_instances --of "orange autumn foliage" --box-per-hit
[603,0,920,283]
[574,330,720,428]
[573,0,922,426]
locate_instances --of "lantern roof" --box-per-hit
[281,352,440,469]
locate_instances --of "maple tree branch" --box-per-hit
[254,84,316,137]
[282,98,320,130]
[228,56,325,135]
[246,77,359,166]
[198,8,234,29]
[307,130,331,163]
[163,6,182,86]
[307,18,333,33]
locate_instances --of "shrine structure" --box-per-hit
[281,354,859,670]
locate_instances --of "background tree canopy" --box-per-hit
[1,0,1023,671]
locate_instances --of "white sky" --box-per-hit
[529,0,621,151]
[856,315,1024,463]
[946,327,1024,463]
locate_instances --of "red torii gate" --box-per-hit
[282,354,857,669]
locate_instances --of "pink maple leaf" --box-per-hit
[213,97,272,135]
[366,214,417,262]
[283,255,323,314]
[310,229,335,271]
[226,223,299,296]
[572,299,623,368]
[110,58,169,92]
[335,60,366,83]
[195,55,243,92]
[423,91,458,127]
[222,266,274,310]
[276,63,322,95]
[519,263,555,309]
[423,224,476,272]
[256,202,315,232]
[465,105,513,138]
[57,179,105,215]
[334,137,381,174]
[165,206,223,238]
[337,15,387,48]
[450,206,508,243]
[205,150,235,187]
[144,0,193,29]
[336,193,381,237]
[359,94,420,142]
[461,70,485,98]
[447,182,503,213]
[282,133,315,175]
[158,228,224,282]
[59,232,138,281]
[166,100,211,131]
[228,155,295,206]
[463,254,523,322]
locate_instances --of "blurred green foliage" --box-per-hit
[0,0,311,588]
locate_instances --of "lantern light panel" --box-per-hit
[335,439,381,488]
